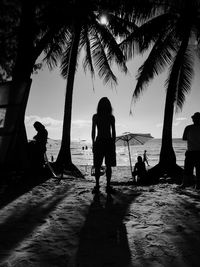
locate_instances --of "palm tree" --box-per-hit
[48,0,129,175]
[0,0,79,171]
[120,0,200,181]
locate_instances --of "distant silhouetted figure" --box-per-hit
[181,112,200,189]
[28,121,48,170]
[92,97,116,194]
[143,150,150,166]
[132,156,147,183]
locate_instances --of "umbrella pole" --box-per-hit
[127,140,133,176]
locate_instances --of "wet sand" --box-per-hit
[0,166,200,267]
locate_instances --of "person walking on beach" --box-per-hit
[181,112,200,189]
[143,150,150,166]
[91,97,116,193]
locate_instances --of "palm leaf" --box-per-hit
[104,13,135,38]
[43,26,71,70]
[60,35,74,78]
[164,30,191,110]
[133,32,178,100]
[89,27,117,86]
[175,47,194,111]
[93,19,127,73]
[121,0,164,24]
[165,44,194,112]
[120,12,176,60]
[81,25,95,78]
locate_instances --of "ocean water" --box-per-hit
[46,138,187,167]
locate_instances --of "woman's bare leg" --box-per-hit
[106,166,112,188]
[94,167,100,190]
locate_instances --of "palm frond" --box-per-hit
[90,27,117,86]
[43,26,71,70]
[104,13,135,39]
[165,33,192,112]
[175,48,194,111]
[60,36,73,78]
[175,49,194,112]
[81,25,95,78]
[120,12,175,60]
[92,19,127,74]
[120,0,165,24]
[133,32,177,100]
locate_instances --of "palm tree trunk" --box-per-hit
[2,1,35,172]
[147,86,183,183]
[56,22,84,177]
[159,82,176,168]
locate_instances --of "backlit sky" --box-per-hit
[25,52,200,141]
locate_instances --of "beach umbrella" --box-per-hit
[115,132,153,177]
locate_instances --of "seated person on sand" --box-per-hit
[28,121,48,170]
[132,156,147,183]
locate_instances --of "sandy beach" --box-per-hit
[0,166,200,267]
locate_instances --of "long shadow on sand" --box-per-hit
[76,189,140,267]
[0,184,70,262]
[0,171,52,209]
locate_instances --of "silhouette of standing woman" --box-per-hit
[92,97,116,193]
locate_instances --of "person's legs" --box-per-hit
[106,165,116,193]
[93,140,103,193]
[106,166,112,188]
[132,170,138,183]
[95,166,101,189]
[182,151,194,187]
[91,166,101,193]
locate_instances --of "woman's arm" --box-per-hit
[91,115,96,145]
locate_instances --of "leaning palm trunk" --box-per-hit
[56,22,84,177]
[1,1,67,173]
[2,2,36,172]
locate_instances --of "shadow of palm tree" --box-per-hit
[0,184,70,262]
[76,190,140,267]
[0,171,52,209]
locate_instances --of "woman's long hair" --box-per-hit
[97,97,113,117]
[34,121,45,131]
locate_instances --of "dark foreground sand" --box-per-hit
[0,166,200,267]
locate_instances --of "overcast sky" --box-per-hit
[25,52,200,142]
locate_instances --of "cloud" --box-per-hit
[72,119,91,128]
[173,117,187,127]
[25,115,92,140]
[156,117,187,128]
[25,115,63,128]
[25,116,92,129]
[176,117,187,121]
